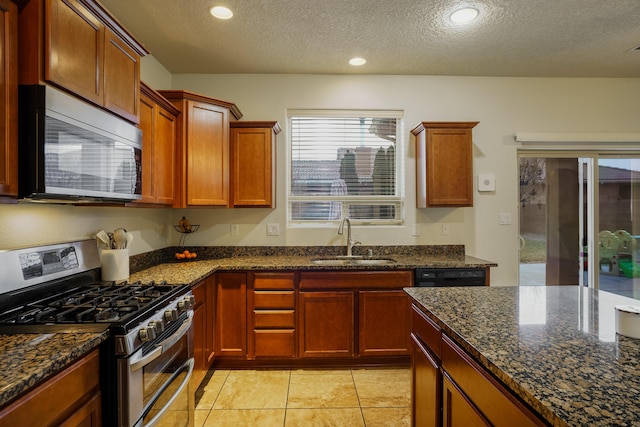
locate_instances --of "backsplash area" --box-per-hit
[129,245,466,274]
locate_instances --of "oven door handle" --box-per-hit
[130,311,193,372]
[141,357,194,427]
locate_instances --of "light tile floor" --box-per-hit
[195,367,412,427]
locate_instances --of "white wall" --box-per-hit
[1,54,638,286]
[170,73,640,285]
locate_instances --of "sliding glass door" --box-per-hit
[518,156,585,287]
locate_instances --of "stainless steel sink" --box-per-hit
[310,258,396,266]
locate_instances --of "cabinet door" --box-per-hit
[192,280,207,388]
[230,124,276,207]
[426,127,473,206]
[137,92,155,204]
[103,28,140,124]
[412,122,478,208]
[442,374,489,427]
[216,272,246,357]
[359,290,411,356]
[46,0,104,105]
[412,335,441,427]
[299,291,354,358]
[58,392,101,427]
[136,84,177,206]
[204,275,216,366]
[0,0,17,199]
[186,100,229,206]
[153,106,177,204]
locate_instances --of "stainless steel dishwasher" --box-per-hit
[414,268,487,287]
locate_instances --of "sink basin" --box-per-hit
[311,258,396,266]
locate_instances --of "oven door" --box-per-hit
[119,311,194,427]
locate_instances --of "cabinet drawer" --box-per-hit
[441,335,544,427]
[254,291,295,309]
[253,272,295,290]
[300,271,412,290]
[254,310,295,328]
[411,304,441,358]
[254,330,296,358]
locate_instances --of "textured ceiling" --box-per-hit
[98,0,640,77]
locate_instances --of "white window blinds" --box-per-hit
[288,110,403,225]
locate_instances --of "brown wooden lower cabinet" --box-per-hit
[442,373,489,427]
[216,272,247,357]
[192,275,216,388]
[216,270,413,366]
[0,348,101,427]
[249,272,297,359]
[411,304,546,427]
[412,334,441,427]
[299,290,355,358]
[359,290,411,356]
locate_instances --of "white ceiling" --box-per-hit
[98,0,640,77]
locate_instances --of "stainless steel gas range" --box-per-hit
[0,240,195,427]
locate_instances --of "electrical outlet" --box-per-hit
[267,223,280,236]
[442,223,450,235]
[412,224,420,236]
[230,224,239,236]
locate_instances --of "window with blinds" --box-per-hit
[288,110,404,225]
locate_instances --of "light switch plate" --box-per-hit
[230,224,239,236]
[478,173,496,192]
[499,212,512,225]
[267,223,280,236]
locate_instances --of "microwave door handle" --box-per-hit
[141,358,195,427]
[130,312,194,372]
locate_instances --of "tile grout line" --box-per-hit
[350,369,368,426]
[201,370,230,426]
[283,369,291,427]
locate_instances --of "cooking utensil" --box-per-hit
[124,233,133,249]
[96,230,111,249]
[107,232,115,249]
[113,228,127,249]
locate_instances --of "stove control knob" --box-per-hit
[150,320,165,334]
[139,326,157,342]
[177,296,195,312]
[164,309,179,321]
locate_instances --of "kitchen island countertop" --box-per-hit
[405,285,640,426]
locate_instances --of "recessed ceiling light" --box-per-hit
[450,7,479,23]
[349,57,366,66]
[210,6,233,19]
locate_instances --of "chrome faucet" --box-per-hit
[338,218,360,257]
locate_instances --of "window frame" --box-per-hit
[287,109,405,227]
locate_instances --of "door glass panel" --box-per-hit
[597,158,640,299]
[519,157,585,287]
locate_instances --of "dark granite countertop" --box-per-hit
[130,253,496,285]
[405,286,640,427]
[0,326,109,408]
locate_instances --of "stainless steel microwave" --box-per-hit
[18,85,142,202]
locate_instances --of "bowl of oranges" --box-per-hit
[175,249,197,261]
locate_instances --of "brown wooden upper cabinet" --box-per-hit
[134,83,179,206]
[230,121,281,208]
[18,0,147,123]
[411,122,479,208]
[0,0,18,202]
[159,90,242,208]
